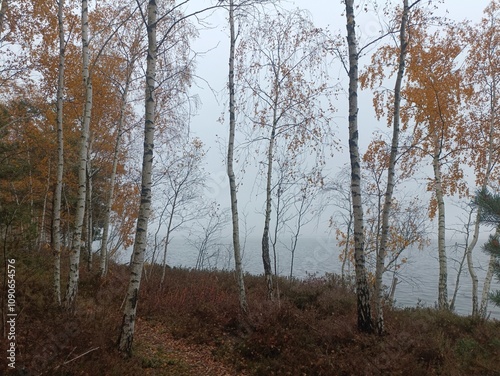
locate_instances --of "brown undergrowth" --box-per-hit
[1,250,499,375]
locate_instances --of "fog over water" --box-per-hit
[131,1,500,321]
[160,236,500,320]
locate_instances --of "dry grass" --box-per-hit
[1,250,499,375]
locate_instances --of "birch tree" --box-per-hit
[147,4,199,284]
[84,137,94,270]
[266,153,321,280]
[98,16,143,278]
[359,0,424,334]
[65,0,139,307]
[398,24,469,311]
[118,0,218,354]
[52,0,65,305]
[362,153,430,294]
[463,0,500,317]
[473,188,500,308]
[359,2,477,316]
[281,173,320,280]
[371,0,410,334]
[343,0,373,333]
[237,8,333,299]
[65,0,92,310]
[153,138,207,285]
[118,0,157,354]
[227,0,249,313]
[325,168,354,281]
[193,202,230,270]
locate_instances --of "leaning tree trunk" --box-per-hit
[65,0,92,310]
[466,218,480,315]
[460,114,495,316]
[85,137,93,271]
[99,65,132,278]
[261,73,281,300]
[480,253,496,318]
[464,201,486,316]
[345,0,373,333]
[227,0,248,314]
[470,84,497,316]
[118,0,156,355]
[39,161,51,249]
[261,119,277,300]
[374,0,409,335]
[160,192,178,286]
[432,151,448,310]
[53,0,65,306]
[479,227,498,317]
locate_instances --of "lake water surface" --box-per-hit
[161,235,500,319]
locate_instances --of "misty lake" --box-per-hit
[150,235,500,320]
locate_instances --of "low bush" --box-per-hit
[1,251,499,375]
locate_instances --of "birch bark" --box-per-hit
[345,0,373,333]
[374,0,411,334]
[85,137,93,271]
[479,69,498,317]
[261,114,277,300]
[465,126,495,315]
[53,0,65,305]
[433,151,449,310]
[227,0,249,314]
[480,251,497,317]
[118,0,156,354]
[66,0,92,310]
[99,62,133,278]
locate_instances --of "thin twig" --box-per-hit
[62,347,100,365]
[39,347,100,375]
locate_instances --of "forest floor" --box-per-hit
[134,318,245,375]
[1,249,500,375]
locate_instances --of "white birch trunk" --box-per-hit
[450,240,468,311]
[39,161,50,249]
[345,0,373,333]
[227,0,248,314]
[66,0,92,310]
[478,80,498,317]
[99,65,132,278]
[118,0,156,355]
[85,138,93,271]
[480,253,496,318]
[433,152,448,310]
[466,220,480,315]
[463,98,496,315]
[262,120,276,300]
[374,0,409,334]
[160,196,176,285]
[463,198,489,316]
[479,227,498,317]
[53,0,65,305]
